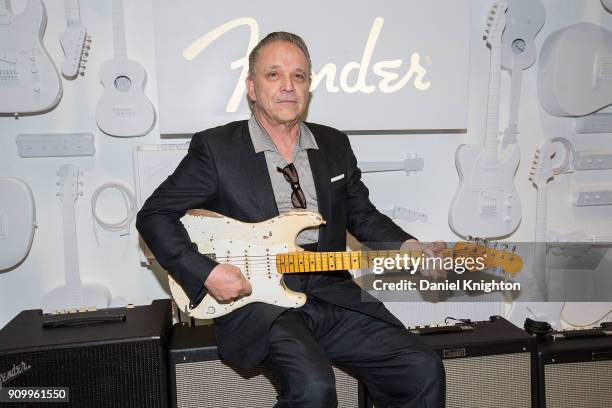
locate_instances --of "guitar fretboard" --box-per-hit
[274,248,519,274]
[64,0,81,27]
[484,39,502,167]
[112,0,128,58]
[62,203,81,289]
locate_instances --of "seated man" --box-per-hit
[137,31,446,408]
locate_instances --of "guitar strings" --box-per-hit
[211,247,514,259]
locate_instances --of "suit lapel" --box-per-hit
[238,127,279,221]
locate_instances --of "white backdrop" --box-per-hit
[0,0,611,330]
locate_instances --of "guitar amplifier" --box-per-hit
[535,325,612,408]
[0,299,172,408]
[168,323,367,408]
[403,316,536,408]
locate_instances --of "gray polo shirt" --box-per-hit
[248,115,320,245]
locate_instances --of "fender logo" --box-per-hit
[183,17,431,113]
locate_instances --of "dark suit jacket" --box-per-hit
[136,120,415,368]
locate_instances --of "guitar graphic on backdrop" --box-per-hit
[449,0,522,239]
[500,0,545,146]
[0,0,62,115]
[529,140,557,303]
[95,0,155,137]
[42,164,111,312]
[0,178,36,270]
[539,23,612,117]
[59,0,91,79]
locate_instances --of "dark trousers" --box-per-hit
[262,297,446,408]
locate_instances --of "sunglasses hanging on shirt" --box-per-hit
[277,163,307,209]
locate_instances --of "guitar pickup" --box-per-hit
[478,192,497,214]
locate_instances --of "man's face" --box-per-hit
[246,41,310,127]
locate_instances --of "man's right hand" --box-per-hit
[204,264,252,303]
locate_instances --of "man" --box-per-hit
[137,32,446,407]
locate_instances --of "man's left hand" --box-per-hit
[401,239,448,279]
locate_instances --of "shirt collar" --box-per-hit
[248,115,318,154]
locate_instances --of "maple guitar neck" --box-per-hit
[276,246,522,275]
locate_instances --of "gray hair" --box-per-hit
[247,32,312,79]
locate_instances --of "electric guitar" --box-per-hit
[0,0,62,115]
[539,23,612,117]
[59,0,91,79]
[41,164,111,312]
[449,0,522,239]
[529,140,558,305]
[95,0,155,137]
[169,210,523,319]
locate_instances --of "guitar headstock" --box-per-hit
[57,164,83,204]
[60,25,91,79]
[529,140,555,188]
[455,238,522,274]
[484,0,508,48]
[500,0,546,70]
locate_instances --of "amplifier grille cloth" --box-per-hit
[0,341,162,408]
[175,360,359,408]
[443,352,531,408]
[545,360,612,408]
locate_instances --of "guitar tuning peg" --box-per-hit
[483,239,490,246]
[502,243,509,250]
[466,235,473,242]
[511,246,516,253]
[494,242,498,248]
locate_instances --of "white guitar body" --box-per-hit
[0,178,36,270]
[169,210,325,319]
[0,0,62,115]
[95,58,155,137]
[450,143,521,238]
[538,23,612,117]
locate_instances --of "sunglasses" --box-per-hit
[277,163,307,209]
